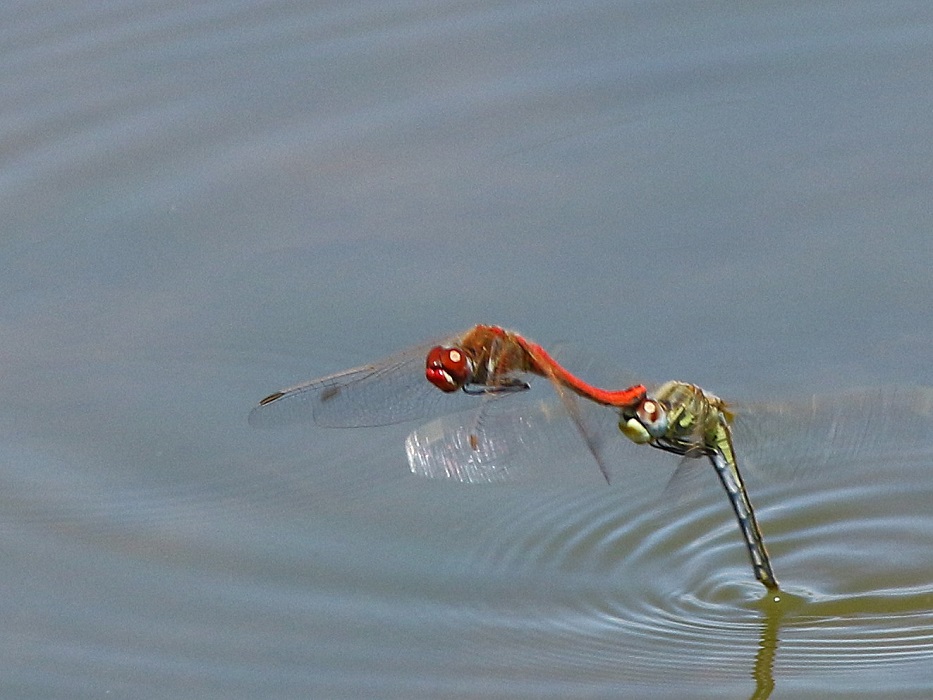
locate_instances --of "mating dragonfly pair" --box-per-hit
[250,324,781,589]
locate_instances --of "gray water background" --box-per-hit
[2,1,933,697]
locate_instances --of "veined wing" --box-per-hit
[248,342,471,428]
[404,384,933,484]
[248,335,545,429]
[729,386,933,477]
[405,395,624,485]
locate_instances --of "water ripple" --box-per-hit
[447,458,933,686]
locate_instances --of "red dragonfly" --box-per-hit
[250,324,646,480]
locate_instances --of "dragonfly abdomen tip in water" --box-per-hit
[619,381,780,590]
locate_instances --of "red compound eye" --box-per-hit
[425,346,473,392]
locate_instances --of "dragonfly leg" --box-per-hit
[462,380,531,395]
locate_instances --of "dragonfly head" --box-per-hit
[619,396,670,444]
[426,345,475,392]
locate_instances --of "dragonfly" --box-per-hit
[407,380,933,590]
[618,381,778,589]
[250,324,647,481]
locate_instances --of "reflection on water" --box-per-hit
[752,597,780,700]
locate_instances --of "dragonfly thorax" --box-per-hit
[618,381,728,454]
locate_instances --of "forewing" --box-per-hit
[249,342,473,428]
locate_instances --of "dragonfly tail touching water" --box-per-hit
[620,381,780,590]
[707,435,779,590]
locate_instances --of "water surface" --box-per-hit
[2,1,933,697]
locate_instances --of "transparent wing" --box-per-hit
[248,341,474,428]
[404,385,933,485]
[731,386,933,478]
[405,396,622,485]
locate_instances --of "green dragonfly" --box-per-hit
[618,381,778,590]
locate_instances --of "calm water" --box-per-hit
[3,1,933,697]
